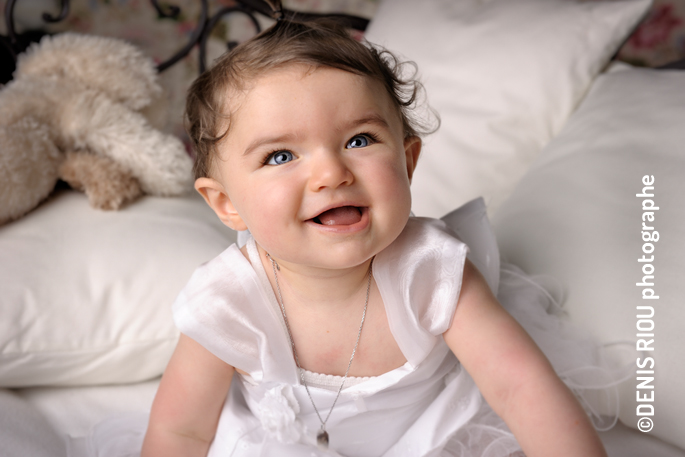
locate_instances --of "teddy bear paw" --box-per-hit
[59,151,142,210]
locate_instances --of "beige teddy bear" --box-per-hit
[0,33,193,225]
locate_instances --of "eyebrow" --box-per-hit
[243,133,297,156]
[344,114,391,132]
[242,113,392,157]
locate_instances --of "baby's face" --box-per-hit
[202,64,421,271]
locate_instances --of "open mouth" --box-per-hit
[312,206,364,226]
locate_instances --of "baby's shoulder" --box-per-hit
[172,241,278,375]
[379,217,468,266]
[181,243,246,293]
[374,217,469,356]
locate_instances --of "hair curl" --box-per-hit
[185,18,438,179]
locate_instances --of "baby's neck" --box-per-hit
[246,238,407,378]
[256,245,373,311]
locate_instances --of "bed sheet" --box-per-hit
[2,382,158,457]
[600,423,685,457]
[3,380,684,457]
[14,379,160,440]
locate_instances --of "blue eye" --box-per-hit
[266,150,294,165]
[346,135,370,149]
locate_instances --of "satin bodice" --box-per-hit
[173,215,487,456]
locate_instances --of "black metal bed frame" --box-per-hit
[0,0,370,82]
[3,0,684,82]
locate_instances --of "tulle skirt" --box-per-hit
[78,261,629,457]
[436,261,630,457]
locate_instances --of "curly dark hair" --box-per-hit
[185,18,438,179]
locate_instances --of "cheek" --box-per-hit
[367,156,413,208]
[237,178,300,242]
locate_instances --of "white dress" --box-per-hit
[87,198,625,457]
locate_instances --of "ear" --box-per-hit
[194,177,248,231]
[403,136,422,182]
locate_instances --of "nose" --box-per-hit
[308,149,354,192]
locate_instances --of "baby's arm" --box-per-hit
[141,334,234,457]
[444,260,607,457]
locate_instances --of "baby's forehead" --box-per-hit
[224,64,403,130]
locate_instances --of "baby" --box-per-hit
[140,12,608,457]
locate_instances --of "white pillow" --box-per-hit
[0,190,236,387]
[493,63,685,450]
[365,0,651,218]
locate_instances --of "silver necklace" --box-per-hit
[266,253,373,449]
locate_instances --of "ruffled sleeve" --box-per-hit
[373,218,468,367]
[172,245,295,383]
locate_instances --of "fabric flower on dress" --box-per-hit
[256,384,305,444]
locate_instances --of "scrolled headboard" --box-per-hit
[0,0,370,83]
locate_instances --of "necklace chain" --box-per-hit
[266,253,373,449]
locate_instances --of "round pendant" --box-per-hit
[316,430,329,449]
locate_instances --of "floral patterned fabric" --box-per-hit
[1,0,378,140]
[1,0,683,137]
[617,1,685,66]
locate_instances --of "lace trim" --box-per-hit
[301,368,376,391]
